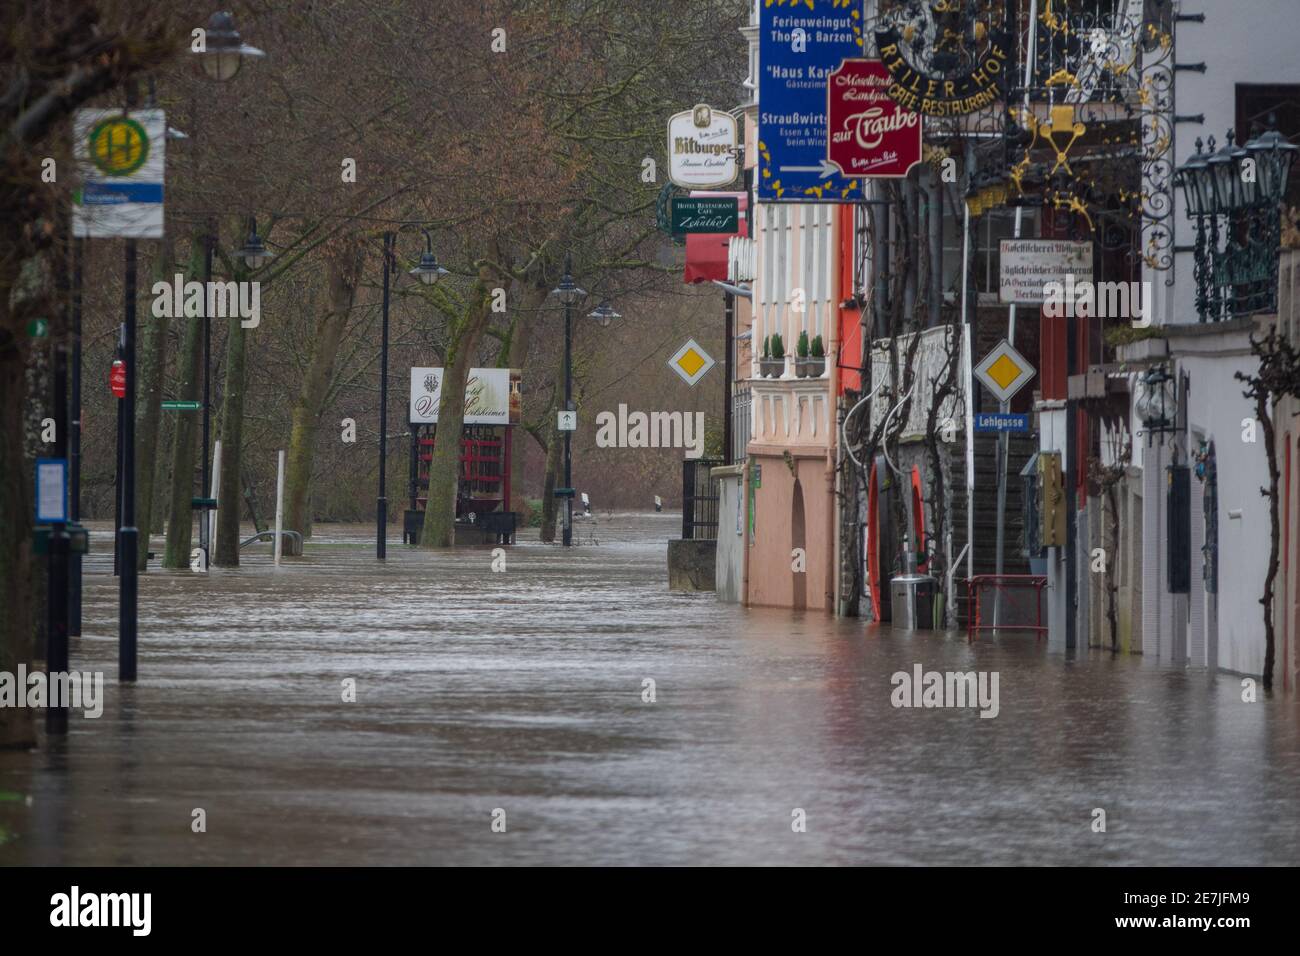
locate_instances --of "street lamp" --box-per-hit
[409,229,449,285]
[1135,365,1176,444]
[238,218,273,269]
[1245,126,1299,209]
[588,301,621,327]
[196,11,265,82]
[551,257,586,547]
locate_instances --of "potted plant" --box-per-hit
[770,332,786,377]
[809,334,826,377]
[759,335,777,378]
[795,330,811,377]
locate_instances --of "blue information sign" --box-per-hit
[35,458,68,523]
[974,412,1031,434]
[757,0,863,203]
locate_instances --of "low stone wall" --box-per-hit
[667,539,716,591]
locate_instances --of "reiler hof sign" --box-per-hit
[410,367,522,425]
[827,59,922,179]
[667,104,737,189]
[671,196,739,235]
[757,0,862,202]
[874,27,1012,117]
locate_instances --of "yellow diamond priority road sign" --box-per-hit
[973,339,1035,404]
[668,339,715,387]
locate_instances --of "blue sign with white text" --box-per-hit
[975,412,1031,434]
[757,0,863,203]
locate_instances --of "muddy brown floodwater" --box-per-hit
[2,513,1300,865]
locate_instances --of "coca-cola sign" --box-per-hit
[826,59,922,180]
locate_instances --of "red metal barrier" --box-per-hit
[966,575,1048,640]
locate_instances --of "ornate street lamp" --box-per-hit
[1205,131,1246,216]
[196,11,266,82]
[1177,122,1295,322]
[1245,125,1299,209]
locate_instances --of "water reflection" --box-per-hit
[1,515,1298,865]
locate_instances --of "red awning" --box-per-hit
[683,191,748,284]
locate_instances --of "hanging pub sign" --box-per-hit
[670,196,739,235]
[874,26,1012,117]
[667,104,737,189]
[826,59,922,179]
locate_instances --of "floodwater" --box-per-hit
[2,513,1299,866]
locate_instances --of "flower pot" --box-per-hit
[808,356,826,377]
[795,357,812,378]
[760,358,782,378]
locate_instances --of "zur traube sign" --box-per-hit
[826,59,922,179]
[667,104,737,189]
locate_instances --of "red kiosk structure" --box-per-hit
[404,366,520,545]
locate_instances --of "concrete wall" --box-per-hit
[1176,329,1269,676]
[714,464,745,603]
[746,449,834,610]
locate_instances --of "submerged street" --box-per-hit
[2,514,1298,866]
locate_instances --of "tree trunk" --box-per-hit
[1259,392,1278,691]
[134,240,173,570]
[420,274,493,548]
[539,422,562,543]
[505,284,547,515]
[284,246,364,541]
[213,310,248,566]
[162,238,208,569]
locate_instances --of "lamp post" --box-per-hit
[191,11,265,564]
[375,228,447,558]
[551,257,586,547]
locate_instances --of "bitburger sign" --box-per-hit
[874,27,1012,117]
[826,59,922,179]
[667,104,737,189]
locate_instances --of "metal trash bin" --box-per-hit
[890,574,938,630]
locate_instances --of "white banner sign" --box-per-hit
[999,239,1092,305]
[667,104,737,189]
[410,367,521,425]
[72,109,165,239]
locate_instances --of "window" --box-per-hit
[941,208,1040,300]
